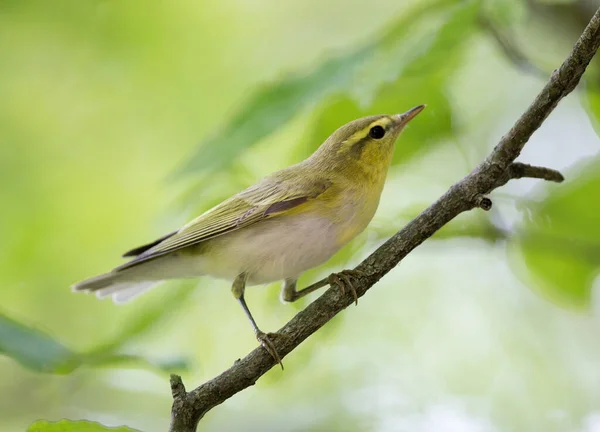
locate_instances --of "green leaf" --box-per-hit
[510,159,600,310]
[27,419,139,432]
[174,0,472,178]
[0,313,79,374]
[0,287,192,374]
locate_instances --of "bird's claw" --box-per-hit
[256,330,285,370]
[328,269,364,306]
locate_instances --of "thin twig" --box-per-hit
[169,7,600,431]
[508,162,565,182]
[494,162,565,188]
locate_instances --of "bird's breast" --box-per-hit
[330,187,381,246]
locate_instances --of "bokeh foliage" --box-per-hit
[1,0,599,431]
[511,157,600,309]
[28,420,137,432]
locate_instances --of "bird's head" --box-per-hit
[310,105,426,180]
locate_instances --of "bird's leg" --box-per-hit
[280,277,327,302]
[232,272,284,369]
[281,269,364,305]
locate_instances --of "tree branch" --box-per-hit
[169,7,600,431]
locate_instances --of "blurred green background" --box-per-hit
[1,0,600,431]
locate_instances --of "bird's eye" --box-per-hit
[369,125,386,139]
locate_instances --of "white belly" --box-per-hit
[197,214,343,285]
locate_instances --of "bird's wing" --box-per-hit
[117,174,330,270]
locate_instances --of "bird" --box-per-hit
[72,105,425,366]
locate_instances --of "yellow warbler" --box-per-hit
[73,105,425,365]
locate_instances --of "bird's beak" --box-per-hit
[393,104,426,129]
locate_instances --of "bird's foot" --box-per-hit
[328,269,364,306]
[256,330,287,370]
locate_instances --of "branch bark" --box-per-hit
[169,8,600,431]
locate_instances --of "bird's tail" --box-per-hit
[72,271,160,304]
